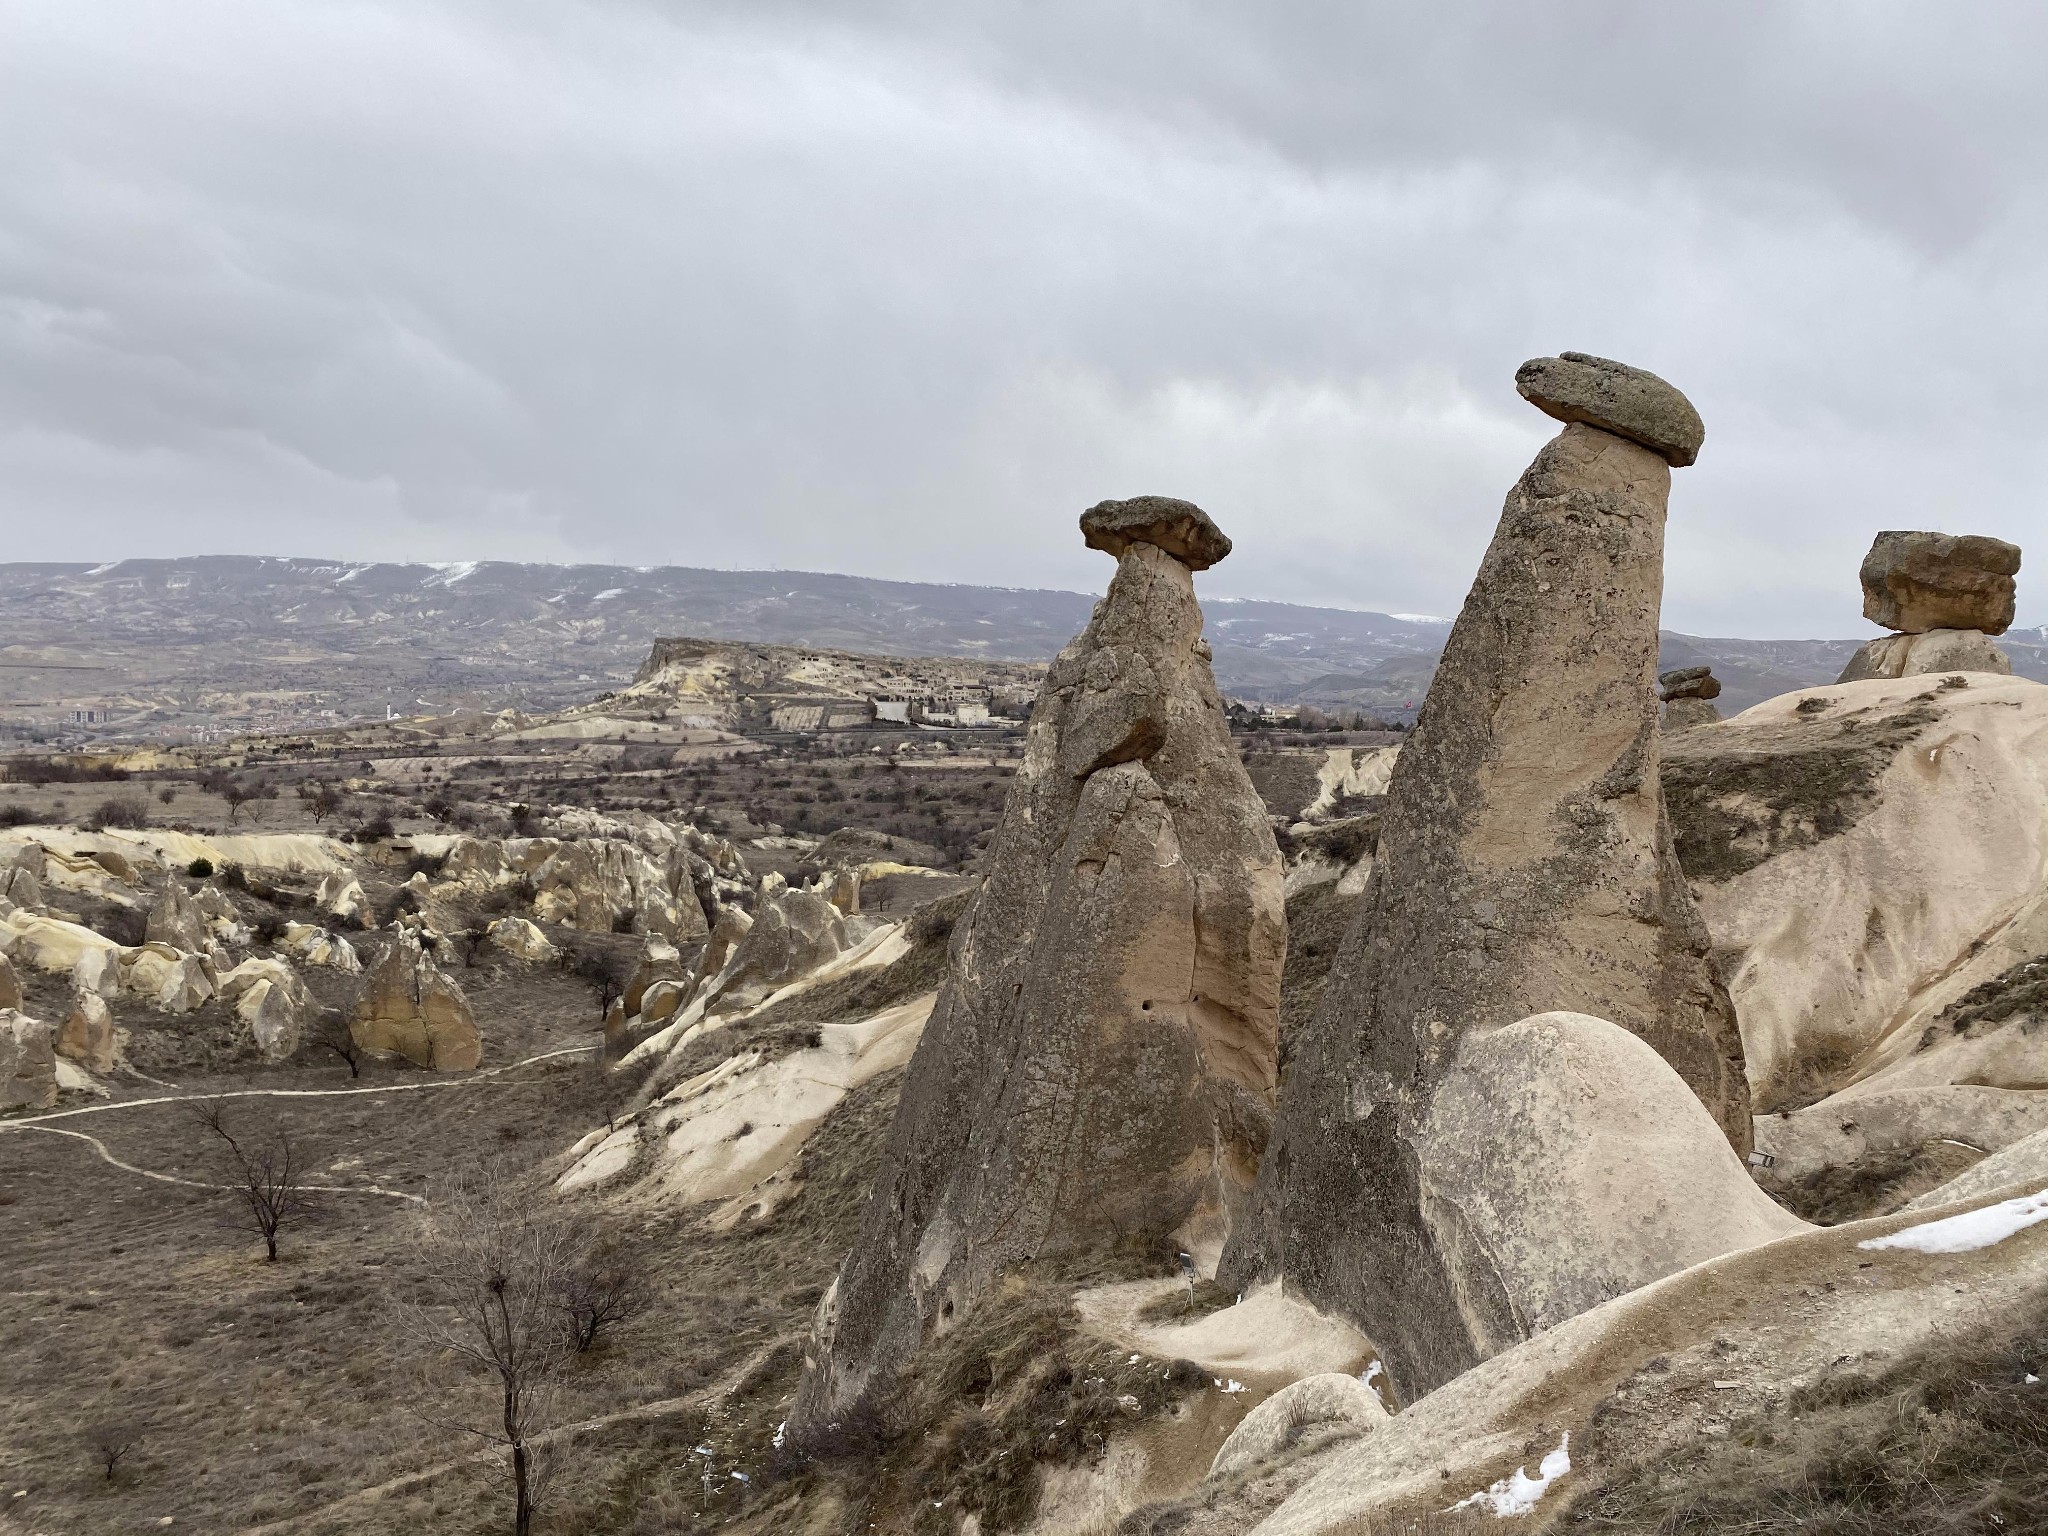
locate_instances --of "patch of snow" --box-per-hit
[772,1421,786,1449]
[335,564,370,583]
[1360,1359,1387,1410]
[1859,1188,2048,1255]
[84,561,121,577]
[1215,1378,1246,1394]
[591,587,626,601]
[1450,1432,1570,1517]
[421,561,480,587]
[1392,613,1451,625]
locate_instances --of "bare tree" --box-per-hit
[570,948,629,1023]
[406,1169,580,1536]
[194,1098,308,1261]
[222,782,252,824]
[555,1244,649,1353]
[312,1011,365,1078]
[86,1421,144,1482]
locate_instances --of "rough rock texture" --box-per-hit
[1661,696,1722,731]
[1080,494,1232,570]
[57,991,116,1073]
[793,507,1285,1435]
[1224,388,1749,1402]
[349,928,481,1070]
[1,1010,57,1110]
[220,958,313,1060]
[1658,665,1721,701]
[1661,675,2048,1111]
[1208,1373,1388,1482]
[695,892,845,1015]
[1513,352,1705,467]
[1859,530,2021,635]
[316,871,368,927]
[144,885,208,952]
[624,939,684,1015]
[485,916,555,962]
[1836,627,2014,683]
[0,954,19,1011]
[0,864,44,912]
[282,922,362,971]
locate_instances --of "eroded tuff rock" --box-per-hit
[1859,530,2021,635]
[1,1010,57,1111]
[0,954,19,1011]
[1514,352,1705,467]
[144,885,208,952]
[1224,365,1749,1401]
[1659,665,1723,731]
[349,928,480,1070]
[793,499,1284,1434]
[1837,627,2014,683]
[57,991,115,1073]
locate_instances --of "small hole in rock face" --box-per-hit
[1141,1000,1152,1012]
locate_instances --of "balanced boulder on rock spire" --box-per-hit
[792,494,1285,1435]
[1223,354,1772,1401]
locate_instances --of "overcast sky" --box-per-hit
[4,2,2045,635]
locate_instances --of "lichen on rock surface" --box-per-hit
[1223,359,1752,1402]
[792,496,1284,1435]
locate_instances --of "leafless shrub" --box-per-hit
[194,1098,308,1262]
[313,1012,365,1078]
[86,1420,144,1482]
[405,1167,581,1536]
[555,1243,650,1353]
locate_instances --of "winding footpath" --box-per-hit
[0,1043,599,1203]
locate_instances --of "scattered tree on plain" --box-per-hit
[194,1098,308,1262]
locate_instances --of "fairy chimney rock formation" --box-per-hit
[1837,531,2022,682]
[793,496,1285,1435]
[1223,354,1752,1401]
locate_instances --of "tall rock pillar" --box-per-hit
[793,496,1285,1433]
[1223,354,1753,1399]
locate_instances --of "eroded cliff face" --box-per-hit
[792,503,1284,1434]
[1224,361,1751,1402]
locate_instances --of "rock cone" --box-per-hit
[792,497,1285,1434]
[349,928,480,1070]
[1222,361,1750,1401]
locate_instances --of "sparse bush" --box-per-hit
[0,804,34,828]
[555,1244,650,1353]
[85,1420,144,1482]
[354,814,396,843]
[157,785,176,805]
[313,1012,364,1077]
[85,796,150,830]
[186,856,214,878]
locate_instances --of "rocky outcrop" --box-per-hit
[1661,674,2048,1111]
[121,944,215,1014]
[282,922,362,971]
[624,939,684,1016]
[219,958,314,1060]
[349,929,481,1070]
[1836,531,2022,683]
[0,954,19,1011]
[57,991,116,1073]
[794,496,1285,1434]
[1859,530,2020,635]
[1,1010,58,1110]
[696,892,846,1015]
[484,916,555,962]
[1224,356,1749,1402]
[144,884,209,952]
[316,871,368,927]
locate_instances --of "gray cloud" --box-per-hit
[3,1,2045,633]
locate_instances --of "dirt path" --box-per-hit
[232,1336,797,1535]
[0,1044,600,1201]
[3,1043,599,1127]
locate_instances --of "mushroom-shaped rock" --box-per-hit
[1514,352,1705,468]
[1,1010,57,1110]
[1657,665,1721,702]
[350,928,481,1070]
[1859,530,2021,635]
[1208,1372,1389,1482]
[1224,361,1748,1403]
[793,502,1284,1436]
[57,991,116,1073]
[1080,494,1233,570]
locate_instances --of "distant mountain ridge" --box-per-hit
[0,557,2040,739]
